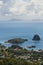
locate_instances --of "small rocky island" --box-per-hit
[5,38,28,44]
[27,45,36,49]
[32,34,40,41]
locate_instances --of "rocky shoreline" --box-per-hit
[0,43,43,65]
[0,44,43,62]
[0,34,42,65]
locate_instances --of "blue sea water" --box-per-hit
[0,21,43,50]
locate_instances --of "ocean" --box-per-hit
[0,21,43,50]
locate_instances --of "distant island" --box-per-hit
[5,38,28,44]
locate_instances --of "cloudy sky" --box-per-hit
[0,0,43,21]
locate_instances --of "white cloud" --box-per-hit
[8,0,43,20]
[0,0,43,20]
[0,1,3,8]
[9,0,28,15]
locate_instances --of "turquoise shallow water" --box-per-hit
[0,21,43,50]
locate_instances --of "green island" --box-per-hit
[0,43,43,65]
[5,38,28,44]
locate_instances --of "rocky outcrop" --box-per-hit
[5,38,28,44]
[8,45,22,49]
[32,34,40,41]
[27,45,36,48]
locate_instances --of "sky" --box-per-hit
[0,0,43,21]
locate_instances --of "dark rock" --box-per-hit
[32,34,40,41]
[27,45,36,48]
[5,38,28,44]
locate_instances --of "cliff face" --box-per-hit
[32,34,40,41]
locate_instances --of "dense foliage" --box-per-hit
[0,58,42,65]
[0,58,29,65]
